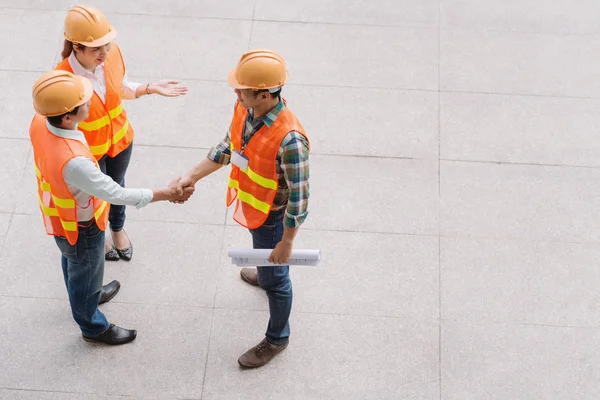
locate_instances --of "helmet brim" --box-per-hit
[66,26,117,48]
[227,68,249,89]
[227,67,288,90]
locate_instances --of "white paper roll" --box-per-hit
[228,248,321,267]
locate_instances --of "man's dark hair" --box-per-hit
[253,88,282,99]
[47,106,80,127]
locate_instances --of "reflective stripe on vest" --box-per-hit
[78,104,123,131]
[94,200,109,220]
[228,142,277,191]
[87,118,129,157]
[35,165,75,208]
[227,178,270,214]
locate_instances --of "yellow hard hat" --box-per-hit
[32,71,93,117]
[228,49,288,91]
[64,5,116,47]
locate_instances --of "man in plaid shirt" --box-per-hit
[172,49,309,368]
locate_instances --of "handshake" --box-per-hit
[162,175,196,204]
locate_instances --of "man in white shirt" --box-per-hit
[30,70,193,345]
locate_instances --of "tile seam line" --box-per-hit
[4,295,596,330]
[6,69,600,100]
[436,1,443,398]
[11,215,600,244]
[9,137,600,170]
[0,8,439,30]
[199,224,226,400]
[0,387,140,398]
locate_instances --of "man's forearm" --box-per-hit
[281,225,299,244]
[186,157,224,184]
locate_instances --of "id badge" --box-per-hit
[231,150,249,172]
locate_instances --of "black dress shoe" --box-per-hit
[105,246,120,261]
[82,324,137,345]
[99,280,121,305]
[114,231,133,261]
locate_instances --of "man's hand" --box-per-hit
[168,175,195,204]
[269,240,293,265]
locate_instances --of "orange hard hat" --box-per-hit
[228,49,288,91]
[32,71,93,117]
[64,5,116,47]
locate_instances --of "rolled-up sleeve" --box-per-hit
[64,157,153,208]
[279,132,310,228]
[121,72,141,100]
[206,126,232,165]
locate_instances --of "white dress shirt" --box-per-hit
[68,52,140,103]
[46,121,153,221]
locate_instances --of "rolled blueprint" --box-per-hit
[228,248,321,267]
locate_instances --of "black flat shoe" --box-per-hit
[99,280,121,305]
[105,246,120,261]
[114,231,133,261]
[82,324,137,345]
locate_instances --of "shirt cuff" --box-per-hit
[136,189,154,209]
[283,210,308,228]
[127,82,141,92]
[206,150,230,165]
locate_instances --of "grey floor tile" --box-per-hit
[564,34,600,98]
[284,85,439,158]
[250,21,438,90]
[216,226,440,320]
[440,0,600,34]
[440,161,600,242]
[0,139,30,213]
[105,13,251,81]
[0,296,211,398]
[441,320,600,400]
[440,29,566,96]
[0,9,64,71]
[123,145,229,225]
[440,92,600,166]
[13,153,37,216]
[441,237,600,327]
[0,214,63,298]
[92,0,254,19]
[123,79,235,149]
[103,220,223,307]
[306,155,439,234]
[0,71,44,140]
[255,0,439,27]
[0,213,11,251]
[202,309,439,400]
[0,389,148,400]
[0,0,73,9]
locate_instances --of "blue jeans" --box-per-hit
[249,209,292,346]
[98,143,133,232]
[54,221,110,337]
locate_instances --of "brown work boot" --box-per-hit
[240,267,259,286]
[238,338,288,368]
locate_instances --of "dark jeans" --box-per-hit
[98,143,133,232]
[54,221,110,337]
[249,209,292,346]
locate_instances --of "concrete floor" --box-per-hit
[1,0,600,399]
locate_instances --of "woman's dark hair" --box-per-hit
[253,88,282,99]
[47,106,81,127]
[60,40,86,60]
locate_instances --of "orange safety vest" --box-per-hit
[29,114,109,245]
[226,101,309,229]
[55,43,134,160]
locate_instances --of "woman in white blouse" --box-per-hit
[55,5,187,261]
